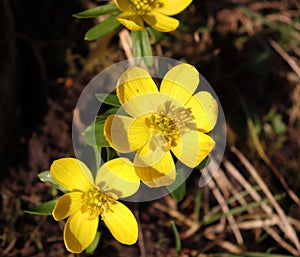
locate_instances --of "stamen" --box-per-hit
[129,0,162,15]
[145,101,197,151]
[81,187,116,220]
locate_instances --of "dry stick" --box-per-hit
[269,39,300,78]
[224,160,273,213]
[224,159,299,255]
[135,209,147,257]
[214,167,250,208]
[152,202,201,231]
[237,216,279,229]
[152,201,201,240]
[231,146,300,253]
[207,170,244,245]
[119,29,134,63]
[202,222,242,254]
[218,241,243,254]
[236,83,300,206]
[247,106,300,206]
[212,165,269,232]
[213,168,231,199]
[263,226,299,256]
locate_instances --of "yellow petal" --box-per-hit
[95,158,140,199]
[160,64,199,105]
[158,0,192,15]
[117,67,158,105]
[122,92,170,118]
[113,0,130,11]
[102,201,138,245]
[64,211,99,253]
[143,11,179,32]
[171,130,215,168]
[128,114,151,151]
[52,192,83,221]
[185,91,218,132]
[104,114,134,153]
[134,149,176,187]
[117,11,144,31]
[50,158,94,192]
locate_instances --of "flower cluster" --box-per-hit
[31,1,221,254]
[47,63,218,253]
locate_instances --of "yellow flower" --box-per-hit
[114,0,192,32]
[104,64,218,188]
[50,157,140,253]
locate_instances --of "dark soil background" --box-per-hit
[1,0,300,256]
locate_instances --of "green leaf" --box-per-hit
[140,29,153,67]
[96,107,126,123]
[171,221,181,254]
[195,156,210,170]
[148,27,163,44]
[102,147,119,162]
[131,30,142,65]
[271,113,287,135]
[86,231,101,253]
[38,170,53,183]
[167,168,186,201]
[24,199,57,215]
[81,145,101,177]
[85,13,120,41]
[38,171,67,193]
[83,121,111,149]
[95,93,121,107]
[73,4,119,18]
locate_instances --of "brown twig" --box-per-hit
[269,39,300,78]
[231,146,300,254]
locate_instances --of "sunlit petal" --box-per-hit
[113,0,130,11]
[185,91,218,132]
[64,211,98,253]
[104,114,134,153]
[117,67,158,105]
[95,158,140,199]
[102,201,138,245]
[134,149,176,187]
[128,114,151,151]
[171,130,215,168]
[117,11,144,31]
[50,158,94,192]
[158,0,192,15]
[122,92,170,117]
[143,11,179,32]
[160,64,199,106]
[53,192,83,221]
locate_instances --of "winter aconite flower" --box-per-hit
[114,0,192,32]
[51,157,139,253]
[104,64,218,187]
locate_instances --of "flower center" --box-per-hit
[129,0,161,15]
[81,187,116,220]
[145,101,197,151]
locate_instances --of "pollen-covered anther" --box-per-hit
[129,0,162,15]
[81,187,115,220]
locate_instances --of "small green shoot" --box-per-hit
[171,221,181,255]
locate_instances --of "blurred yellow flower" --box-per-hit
[50,157,139,253]
[114,0,192,32]
[104,64,218,187]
